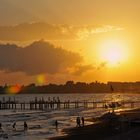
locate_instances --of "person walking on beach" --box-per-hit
[24,121,28,131]
[81,117,85,126]
[76,117,81,127]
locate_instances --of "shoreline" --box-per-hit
[50,108,140,140]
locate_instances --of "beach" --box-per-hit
[0,93,140,140]
[51,109,140,140]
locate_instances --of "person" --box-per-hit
[76,117,81,127]
[0,123,2,130]
[12,122,16,130]
[24,121,28,130]
[55,120,58,129]
[81,117,85,126]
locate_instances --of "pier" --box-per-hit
[0,97,139,110]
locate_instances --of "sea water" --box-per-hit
[0,93,140,140]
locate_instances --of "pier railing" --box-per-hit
[0,97,139,110]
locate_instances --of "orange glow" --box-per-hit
[6,85,21,94]
[37,74,47,85]
[98,39,129,66]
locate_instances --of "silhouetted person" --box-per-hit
[55,120,58,129]
[0,123,2,130]
[110,85,114,92]
[76,117,81,127]
[24,121,28,130]
[105,104,108,109]
[81,117,85,126]
[12,122,16,130]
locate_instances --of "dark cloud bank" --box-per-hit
[0,40,82,75]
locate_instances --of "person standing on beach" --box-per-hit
[76,117,81,127]
[81,117,85,126]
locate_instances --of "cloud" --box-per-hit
[97,61,108,70]
[0,40,82,75]
[0,22,123,41]
[76,25,123,40]
[67,64,94,75]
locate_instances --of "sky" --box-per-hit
[0,0,140,85]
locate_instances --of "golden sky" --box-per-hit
[0,0,140,85]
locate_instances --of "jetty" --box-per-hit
[0,96,139,111]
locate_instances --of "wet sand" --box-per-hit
[50,109,140,140]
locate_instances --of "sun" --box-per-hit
[98,39,128,66]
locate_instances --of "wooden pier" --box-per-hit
[0,97,139,110]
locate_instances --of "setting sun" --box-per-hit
[98,39,129,66]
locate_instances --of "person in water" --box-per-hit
[12,122,16,130]
[24,121,28,130]
[0,123,2,130]
[55,120,58,129]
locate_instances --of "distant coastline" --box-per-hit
[1,81,140,94]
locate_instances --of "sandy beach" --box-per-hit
[50,108,140,140]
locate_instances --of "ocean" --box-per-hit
[0,93,140,140]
